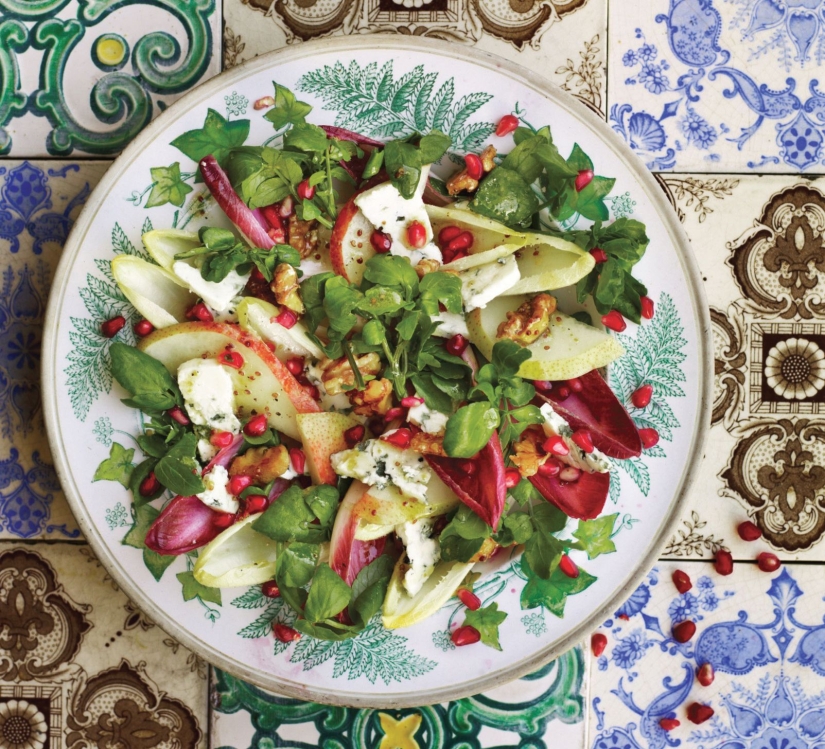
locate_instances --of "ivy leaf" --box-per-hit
[463,603,508,650]
[93,442,135,487]
[573,513,618,559]
[264,82,313,130]
[524,527,562,579]
[123,503,158,549]
[520,558,597,616]
[172,108,250,168]
[177,570,222,605]
[146,162,193,208]
[154,433,205,497]
[576,176,616,221]
[143,549,176,582]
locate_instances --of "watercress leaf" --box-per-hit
[417,130,451,164]
[573,513,618,559]
[471,169,539,229]
[444,402,499,458]
[512,126,537,145]
[475,363,497,385]
[172,109,250,168]
[361,149,384,180]
[411,373,454,413]
[533,502,569,534]
[524,529,562,579]
[361,319,387,347]
[440,534,484,563]
[510,478,542,506]
[137,434,168,459]
[264,82,312,130]
[493,513,533,546]
[502,379,536,408]
[468,381,497,403]
[500,136,547,184]
[275,542,319,588]
[305,485,340,529]
[364,255,420,297]
[419,272,463,315]
[110,342,180,403]
[535,142,578,179]
[463,603,508,650]
[298,199,323,222]
[225,147,264,191]
[509,404,543,427]
[397,310,421,342]
[449,505,493,539]
[359,287,406,316]
[177,570,222,605]
[491,340,531,378]
[383,140,421,199]
[300,272,335,331]
[253,486,320,543]
[520,558,597,615]
[154,432,205,496]
[248,177,291,209]
[146,162,193,208]
[303,563,352,623]
[199,226,236,251]
[93,442,135,487]
[323,277,362,336]
[349,553,394,627]
[284,122,330,153]
[431,373,468,403]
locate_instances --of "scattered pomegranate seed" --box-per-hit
[186,302,214,322]
[406,220,427,249]
[273,623,301,642]
[659,718,680,731]
[261,580,280,598]
[451,625,481,646]
[220,349,244,369]
[297,180,315,200]
[381,428,413,449]
[504,467,521,489]
[228,474,253,495]
[639,428,660,449]
[133,319,154,337]
[383,406,405,423]
[559,554,579,578]
[438,225,462,246]
[672,620,696,643]
[370,229,392,253]
[457,588,482,610]
[212,512,236,529]
[559,466,582,483]
[575,169,594,192]
[714,549,734,576]
[344,424,366,447]
[672,569,692,594]
[401,396,424,408]
[253,95,275,110]
[495,114,519,137]
[210,431,234,449]
[167,406,190,426]
[687,703,714,725]
[591,632,607,657]
[737,521,762,542]
[274,308,297,328]
[244,414,268,437]
[567,377,583,392]
[571,430,594,454]
[464,153,483,180]
[289,448,306,474]
[697,663,715,687]
[757,552,781,572]
[245,495,268,514]
[101,316,126,338]
[537,460,560,477]
[617,614,629,621]
[590,248,608,264]
[631,384,654,408]
[446,334,468,356]
[640,296,655,320]
[543,435,570,457]
[445,231,474,254]
[139,472,160,496]
[602,310,627,332]
[285,356,305,376]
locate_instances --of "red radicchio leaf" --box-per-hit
[203,433,245,474]
[145,495,226,555]
[426,431,506,530]
[329,482,388,584]
[422,178,456,207]
[529,469,610,521]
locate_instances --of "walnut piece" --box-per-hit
[446,171,479,196]
[415,258,441,279]
[319,352,382,395]
[348,378,393,416]
[496,293,557,345]
[470,537,499,562]
[510,427,550,478]
[287,214,318,258]
[229,445,289,484]
[271,263,304,314]
[480,145,497,173]
[410,432,448,457]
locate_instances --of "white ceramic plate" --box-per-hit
[43,37,710,708]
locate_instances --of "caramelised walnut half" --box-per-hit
[410,432,448,457]
[287,214,319,258]
[414,258,441,278]
[510,427,550,478]
[319,352,382,395]
[496,293,557,345]
[348,378,393,416]
[271,263,304,314]
[229,445,289,484]
[479,145,497,173]
[445,171,479,196]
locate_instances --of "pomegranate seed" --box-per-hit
[567,377,583,393]
[210,431,234,449]
[672,620,696,643]
[167,406,190,426]
[631,384,654,409]
[445,231,474,254]
[305,384,320,400]
[464,153,483,180]
[297,180,315,200]
[370,229,392,253]
[383,407,405,423]
[260,204,285,235]
[212,512,236,529]
[543,435,570,457]
[559,554,579,578]
[401,396,424,408]
[273,623,301,642]
[672,569,692,594]
[457,588,481,610]
[244,414,268,437]
[697,662,715,687]
[446,334,468,356]
[451,625,481,646]
[537,460,560,477]
[639,428,659,449]
[186,302,214,322]
[757,552,781,572]
[659,718,680,731]
[575,169,594,191]
[438,225,462,246]
[534,380,552,391]
[617,614,629,621]
[590,248,608,264]
[737,520,762,542]
[228,474,253,495]
[101,316,126,338]
[286,357,305,376]
[406,220,427,249]
[381,428,412,449]
[139,472,160,496]
[504,467,521,489]
[495,114,519,137]
[601,310,627,332]
[640,296,655,320]
[289,448,306,474]
[261,580,280,598]
[274,308,297,328]
[250,267,266,283]
[253,96,275,110]
[344,424,365,447]
[245,495,268,514]
[133,319,154,337]
[279,196,294,218]
[571,430,594,453]
[687,703,714,725]
[559,466,582,483]
[591,632,607,657]
[220,349,244,369]
[714,549,734,576]
[556,385,570,400]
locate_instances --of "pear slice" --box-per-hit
[503,233,595,295]
[236,297,323,360]
[296,411,361,485]
[111,255,196,328]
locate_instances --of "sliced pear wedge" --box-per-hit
[142,229,201,272]
[467,294,624,381]
[236,297,323,359]
[504,234,595,295]
[111,255,197,328]
[193,513,278,587]
[296,411,361,485]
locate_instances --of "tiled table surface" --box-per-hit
[2,0,825,747]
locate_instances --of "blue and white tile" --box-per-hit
[0,160,108,540]
[608,0,825,172]
[589,560,825,749]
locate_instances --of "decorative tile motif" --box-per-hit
[211,646,587,748]
[1,1,221,157]
[589,561,825,749]
[608,0,825,172]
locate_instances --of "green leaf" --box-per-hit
[93,442,135,487]
[275,542,319,588]
[146,163,193,208]
[491,340,531,378]
[110,342,179,409]
[439,505,491,562]
[129,458,161,506]
[520,558,597,616]
[533,502,569,534]
[323,277,363,338]
[417,130,451,164]
[359,287,406,317]
[177,570,222,605]
[411,373,454,413]
[304,564,352,623]
[470,169,539,229]
[264,82,313,130]
[123,503,158,549]
[524,528,562,579]
[443,402,499,458]
[154,433,205,496]
[463,603,508,650]
[171,108,250,167]
[510,478,542,506]
[361,319,388,346]
[384,140,421,199]
[284,122,330,153]
[143,549,176,581]
[576,176,615,221]
[573,514,618,559]
[363,255,420,298]
[349,554,394,627]
[253,485,337,543]
[566,143,594,172]
[419,272,463,315]
[493,513,533,546]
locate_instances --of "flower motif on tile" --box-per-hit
[765,337,825,400]
[734,0,825,67]
[0,698,47,749]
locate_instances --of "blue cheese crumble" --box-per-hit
[197,465,238,514]
[396,518,440,596]
[178,358,241,433]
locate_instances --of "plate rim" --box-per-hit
[42,35,712,708]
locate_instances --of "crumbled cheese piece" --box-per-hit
[172,261,249,312]
[407,402,449,435]
[539,402,610,473]
[458,255,520,312]
[396,518,440,596]
[197,465,238,514]
[330,439,431,501]
[197,438,218,463]
[178,358,241,433]
[432,311,470,338]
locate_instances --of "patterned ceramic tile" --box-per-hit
[0,160,110,541]
[0,540,207,748]
[655,174,825,561]
[210,645,589,748]
[608,0,825,172]
[588,560,825,749]
[1,1,221,158]
[223,0,606,116]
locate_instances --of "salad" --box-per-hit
[96,83,655,650]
